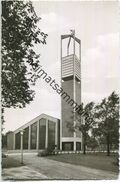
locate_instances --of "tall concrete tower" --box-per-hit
[60,30,82,151]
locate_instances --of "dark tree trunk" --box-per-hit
[106,133,110,156]
[83,133,86,155]
[83,143,86,154]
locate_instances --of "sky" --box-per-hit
[4,1,119,133]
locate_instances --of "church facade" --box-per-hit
[7,31,82,151]
[7,114,60,150]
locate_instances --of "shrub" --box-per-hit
[38,145,56,157]
[47,145,56,154]
[38,149,48,157]
[2,153,7,158]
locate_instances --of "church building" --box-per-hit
[7,31,82,151]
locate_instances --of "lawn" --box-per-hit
[2,156,25,168]
[47,152,119,173]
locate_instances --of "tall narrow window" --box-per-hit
[48,120,55,149]
[15,132,21,149]
[39,118,46,149]
[31,122,37,149]
[23,127,29,149]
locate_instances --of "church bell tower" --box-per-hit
[60,30,82,151]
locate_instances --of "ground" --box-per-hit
[2,153,119,180]
[2,166,47,180]
[47,152,118,172]
[2,156,23,168]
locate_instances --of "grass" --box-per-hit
[47,152,119,173]
[2,156,25,168]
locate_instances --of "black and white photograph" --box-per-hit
[1,0,119,180]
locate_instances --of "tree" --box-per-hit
[92,127,106,151]
[77,102,95,154]
[95,92,119,156]
[67,102,95,154]
[2,1,47,109]
[86,135,98,151]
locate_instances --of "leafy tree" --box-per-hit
[1,108,5,131]
[91,127,106,151]
[67,102,95,154]
[86,135,98,151]
[77,102,95,154]
[94,92,119,156]
[2,0,47,109]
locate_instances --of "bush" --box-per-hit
[2,153,7,158]
[47,145,56,154]
[38,145,56,157]
[38,149,48,157]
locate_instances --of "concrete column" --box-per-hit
[20,132,23,164]
[60,141,62,150]
[36,121,39,150]
[45,119,48,148]
[55,121,58,147]
[13,133,15,150]
[74,141,76,151]
[60,120,62,150]
[28,125,31,150]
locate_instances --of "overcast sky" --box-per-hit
[4,1,119,133]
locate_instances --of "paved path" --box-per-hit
[2,166,47,180]
[5,153,119,180]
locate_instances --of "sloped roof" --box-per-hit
[14,113,60,134]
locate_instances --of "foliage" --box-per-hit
[67,102,95,154]
[94,92,119,155]
[86,135,98,151]
[38,149,48,157]
[1,108,5,131]
[38,145,56,157]
[76,102,95,154]
[67,92,119,155]
[2,0,47,109]
[46,145,56,154]
[2,153,7,158]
